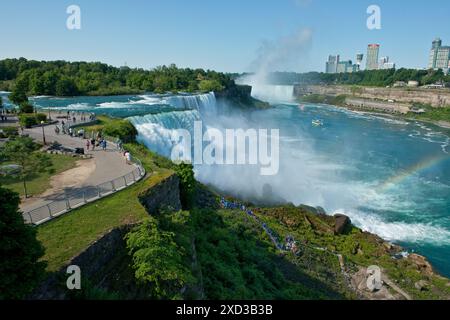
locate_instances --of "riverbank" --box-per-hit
[298,94,450,131]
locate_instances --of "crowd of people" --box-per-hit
[219,197,301,255]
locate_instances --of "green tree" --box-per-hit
[174,162,196,209]
[0,186,46,299]
[9,78,28,105]
[198,79,224,92]
[125,218,193,299]
[1,137,52,198]
[55,77,78,96]
[19,102,34,114]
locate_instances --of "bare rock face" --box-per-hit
[408,254,434,277]
[334,214,351,235]
[415,280,430,291]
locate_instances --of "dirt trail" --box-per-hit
[20,158,96,209]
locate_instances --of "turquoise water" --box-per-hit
[24,92,450,277]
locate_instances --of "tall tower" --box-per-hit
[366,44,380,70]
[356,53,364,71]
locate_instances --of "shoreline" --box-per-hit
[308,101,450,131]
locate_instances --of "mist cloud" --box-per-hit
[249,28,313,80]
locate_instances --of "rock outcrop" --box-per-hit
[334,214,351,235]
[139,174,182,214]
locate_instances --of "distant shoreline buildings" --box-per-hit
[428,38,450,74]
[325,44,396,74]
[325,54,361,74]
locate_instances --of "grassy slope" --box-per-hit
[36,141,173,272]
[0,153,78,197]
[252,206,450,300]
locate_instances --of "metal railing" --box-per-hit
[23,156,146,226]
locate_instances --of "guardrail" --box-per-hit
[23,156,145,226]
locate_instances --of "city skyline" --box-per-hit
[0,0,449,73]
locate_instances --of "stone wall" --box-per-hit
[30,225,133,300]
[139,173,182,214]
[296,85,450,107]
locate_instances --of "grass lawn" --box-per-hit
[36,141,174,272]
[0,153,79,197]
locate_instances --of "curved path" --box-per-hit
[20,114,140,217]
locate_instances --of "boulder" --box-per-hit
[408,254,434,276]
[414,280,430,291]
[334,214,351,235]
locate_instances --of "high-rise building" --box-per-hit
[366,44,380,70]
[325,54,359,74]
[428,38,450,72]
[337,60,355,73]
[325,55,339,74]
[379,56,396,70]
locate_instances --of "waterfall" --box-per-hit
[128,110,201,158]
[166,92,217,114]
[250,85,294,103]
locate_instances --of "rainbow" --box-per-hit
[377,154,450,192]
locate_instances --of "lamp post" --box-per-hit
[41,121,46,145]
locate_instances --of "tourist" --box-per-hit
[90,138,96,151]
[86,139,90,151]
[125,151,131,165]
[102,139,107,151]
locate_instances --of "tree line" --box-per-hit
[0,58,235,99]
[253,69,450,87]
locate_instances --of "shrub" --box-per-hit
[35,113,47,123]
[19,114,38,128]
[174,162,196,210]
[125,218,193,299]
[198,79,224,92]
[19,103,34,114]
[103,119,137,143]
[0,126,19,138]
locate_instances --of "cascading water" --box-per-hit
[166,92,218,114]
[250,84,294,103]
[128,92,217,157]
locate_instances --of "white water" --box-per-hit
[250,84,295,103]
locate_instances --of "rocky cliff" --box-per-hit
[295,84,450,107]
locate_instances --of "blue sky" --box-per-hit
[0,0,449,73]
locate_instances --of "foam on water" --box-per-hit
[336,208,450,245]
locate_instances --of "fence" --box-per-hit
[22,157,146,226]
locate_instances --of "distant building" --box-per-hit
[393,81,407,88]
[428,38,450,73]
[356,53,364,71]
[337,60,355,73]
[379,56,396,70]
[325,55,358,74]
[408,81,419,87]
[366,44,380,70]
[326,55,339,74]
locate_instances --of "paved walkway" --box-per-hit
[20,113,139,213]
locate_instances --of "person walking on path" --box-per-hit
[125,151,131,165]
[86,139,90,152]
[91,138,96,151]
[102,139,107,151]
